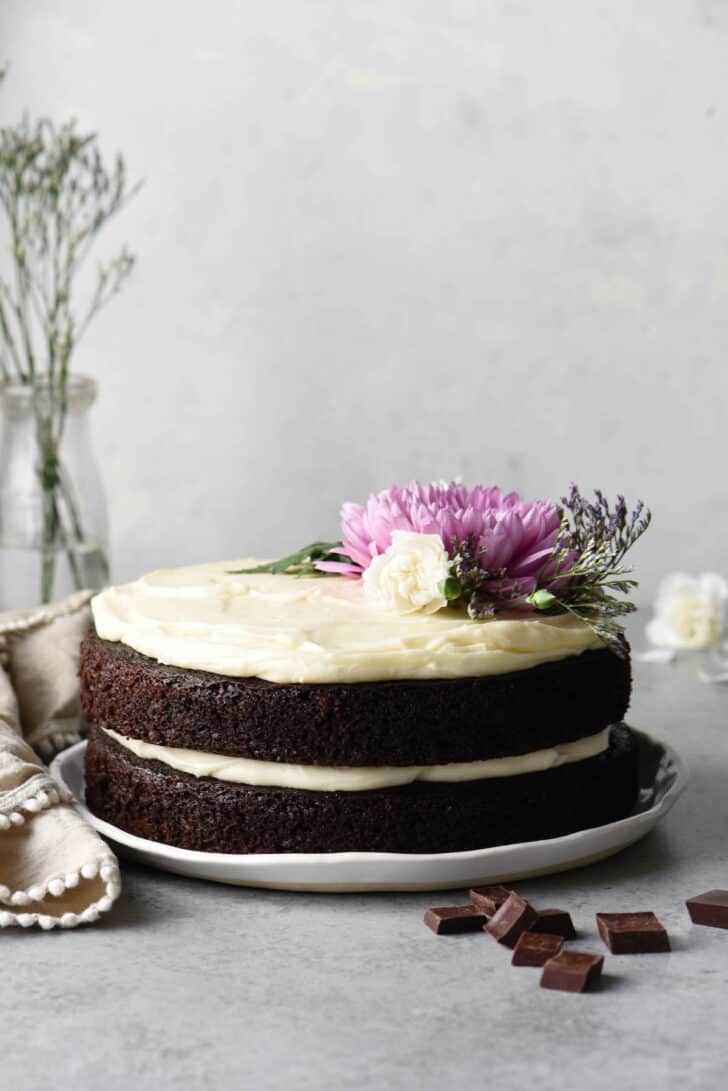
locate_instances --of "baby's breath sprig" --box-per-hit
[0,68,139,602]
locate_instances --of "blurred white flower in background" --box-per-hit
[646,573,728,651]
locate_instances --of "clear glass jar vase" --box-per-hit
[0,374,110,610]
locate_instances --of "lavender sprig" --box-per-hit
[442,487,650,654]
[524,486,652,655]
[448,535,529,621]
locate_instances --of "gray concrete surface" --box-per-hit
[3,648,727,1090]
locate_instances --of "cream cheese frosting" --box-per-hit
[91,559,604,684]
[103,727,610,791]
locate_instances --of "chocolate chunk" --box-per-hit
[486,893,539,947]
[540,950,604,993]
[686,890,728,930]
[469,884,513,916]
[596,912,670,954]
[531,908,576,940]
[512,931,563,967]
[424,905,488,935]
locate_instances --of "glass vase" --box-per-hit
[0,374,110,610]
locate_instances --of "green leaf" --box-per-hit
[438,575,463,602]
[227,541,346,577]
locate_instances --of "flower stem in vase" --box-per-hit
[0,73,138,607]
[34,396,86,603]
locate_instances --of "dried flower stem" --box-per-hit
[525,486,652,653]
[0,70,138,600]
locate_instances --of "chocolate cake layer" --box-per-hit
[79,629,631,766]
[84,723,639,854]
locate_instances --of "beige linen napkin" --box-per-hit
[0,591,121,929]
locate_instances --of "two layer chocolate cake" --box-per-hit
[81,558,638,854]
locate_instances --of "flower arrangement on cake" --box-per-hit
[233,481,650,655]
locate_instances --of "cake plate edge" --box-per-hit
[50,729,687,893]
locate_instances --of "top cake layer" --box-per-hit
[91,560,604,684]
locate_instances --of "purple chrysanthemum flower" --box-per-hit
[316,480,572,605]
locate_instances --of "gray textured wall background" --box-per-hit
[2,1,727,601]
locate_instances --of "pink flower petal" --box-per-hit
[335,481,563,604]
[315,560,363,576]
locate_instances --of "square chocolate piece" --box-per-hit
[424,905,488,935]
[596,912,670,954]
[531,908,576,940]
[540,950,604,993]
[512,931,563,967]
[686,890,728,930]
[469,884,513,916]
[486,893,538,948]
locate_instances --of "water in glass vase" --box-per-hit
[0,375,110,611]
[0,543,109,612]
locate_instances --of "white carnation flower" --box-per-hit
[646,572,728,651]
[363,531,450,615]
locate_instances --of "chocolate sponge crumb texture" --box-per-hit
[80,629,631,766]
[81,625,637,855]
[85,719,639,855]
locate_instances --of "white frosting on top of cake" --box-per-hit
[91,559,604,684]
[103,727,610,791]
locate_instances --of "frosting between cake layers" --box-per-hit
[91,560,604,684]
[103,727,610,791]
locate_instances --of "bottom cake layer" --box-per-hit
[85,723,640,855]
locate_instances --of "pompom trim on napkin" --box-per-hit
[0,590,122,930]
[0,779,69,829]
[0,852,121,930]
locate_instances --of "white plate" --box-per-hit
[51,729,687,892]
